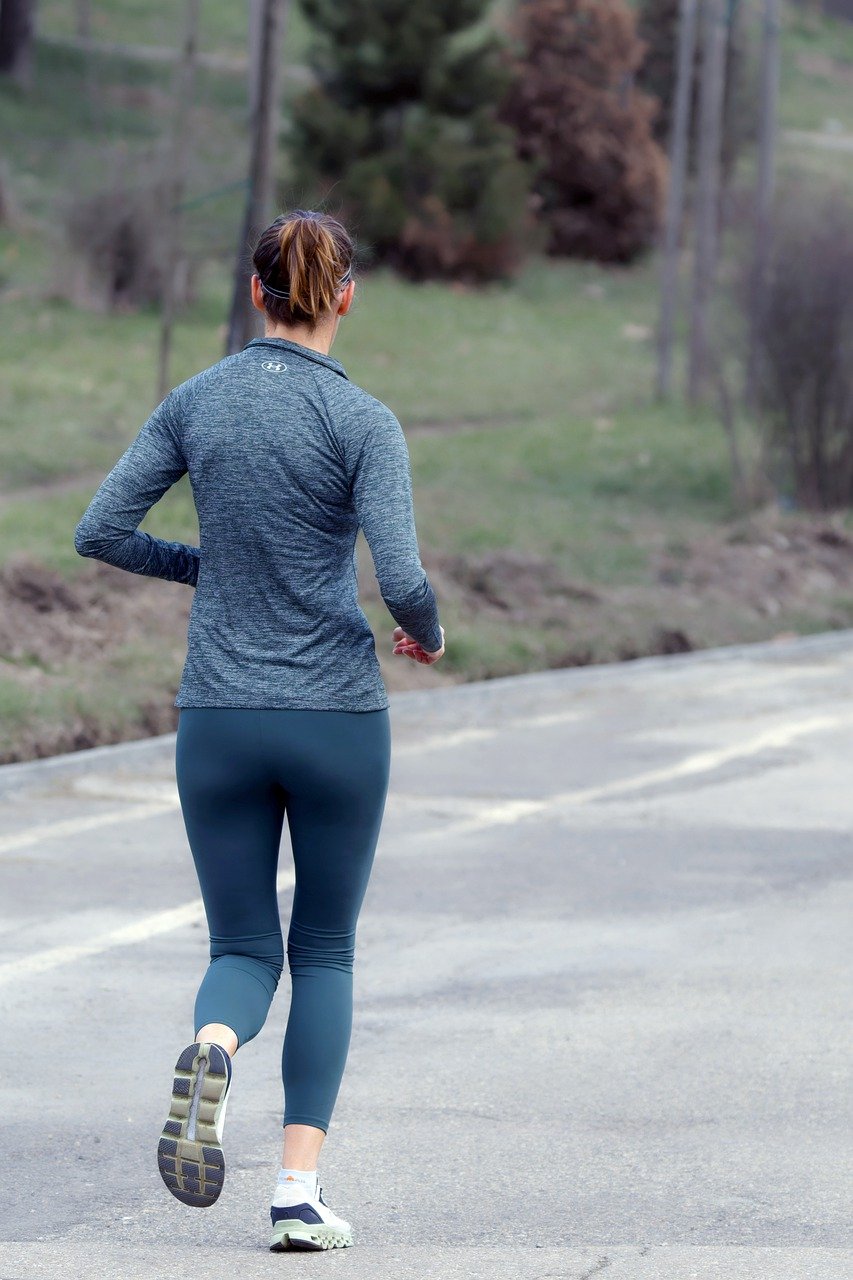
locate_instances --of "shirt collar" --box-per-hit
[244,336,349,380]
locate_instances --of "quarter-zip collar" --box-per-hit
[244,336,349,380]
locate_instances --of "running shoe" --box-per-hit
[157,1040,232,1208]
[269,1174,353,1250]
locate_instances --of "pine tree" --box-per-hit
[499,0,667,264]
[287,0,533,282]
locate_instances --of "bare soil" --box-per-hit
[2,505,853,763]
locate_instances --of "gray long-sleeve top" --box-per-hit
[74,335,443,711]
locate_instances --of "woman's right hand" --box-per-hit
[392,624,445,664]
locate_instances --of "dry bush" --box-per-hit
[742,186,853,510]
[499,0,667,263]
[56,151,198,313]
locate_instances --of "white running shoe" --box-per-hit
[157,1041,232,1208]
[269,1173,353,1250]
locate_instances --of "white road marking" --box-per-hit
[0,710,584,854]
[553,713,841,805]
[395,709,584,753]
[0,868,295,987]
[417,713,844,838]
[0,801,177,855]
[71,778,179,804]
[0,712,841,983]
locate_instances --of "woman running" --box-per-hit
[73,208,445,1251]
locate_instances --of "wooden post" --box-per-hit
[744,0,780,406]
[0,0,37,88]
[688,0,728,404]
[225,0,288,356]
[157,0,200,401]
[75,0,91,38]
[656,0,699,400]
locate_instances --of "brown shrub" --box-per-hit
[499,0,667,263]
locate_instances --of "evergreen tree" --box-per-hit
[499,0,667,264]
[287,0,533,282]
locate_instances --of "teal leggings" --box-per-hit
[174,706,391,1133]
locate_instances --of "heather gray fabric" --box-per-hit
[74,335,442,711]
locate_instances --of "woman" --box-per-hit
[73,208,446,1251]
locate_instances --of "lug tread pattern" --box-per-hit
[157,1042,229,1209]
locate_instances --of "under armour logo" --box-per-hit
[261,361,288,373]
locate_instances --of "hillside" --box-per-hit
[1,1,853,762]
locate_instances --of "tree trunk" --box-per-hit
[248,0,264,124]
[225,0,288,356]
[688,0,728,404]
[656,0,699,401]
[744,0,780,407]
[75,0,91,39]
[157,0,201,401]
[0,0,37,88]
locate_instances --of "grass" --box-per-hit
[37,0,315,63]
[2,0,853,760]
[0,251,734,575]
[777,1,853,134]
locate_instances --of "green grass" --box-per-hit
[2,0,853,760]
[37,0,315,63]
[778,1,853,134]
[0,251,736,572]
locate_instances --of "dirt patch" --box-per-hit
[795,50,853,85]
[4,507,853,763]
[436,548,600,616]
[0,553,188,668]
[650,510,853,621]
[432,507,853,669]
[0,552,460,763]
[0,554,192,762]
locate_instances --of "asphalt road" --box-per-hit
[1,632,851,1279]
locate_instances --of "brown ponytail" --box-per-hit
[253,209,355,331]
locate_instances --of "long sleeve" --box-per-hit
[73,390,199,586]
[349,407,443,652]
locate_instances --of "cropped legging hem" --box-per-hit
[282,1114,331,1133]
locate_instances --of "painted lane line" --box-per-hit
[0,868,296,988]
[0,801,177,856]
[399,709,585,753]
[0,711,586,854]
[417,713,844,839]
[552,713,842,805]
[0,713,840,983]
[0,712,842,855]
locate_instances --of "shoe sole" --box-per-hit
[157,1041,229,1208]
[269,1221,353,1251]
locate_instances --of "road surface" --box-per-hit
[1,632,850,1278]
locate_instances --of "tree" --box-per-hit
[287,0,531,282]
[638,0,748,184]
[157,0,200,399]
[0,0,37,88]
[687,0,727,403]
[739,187,853,509]
[745,0,780,406]
[499,0,667,264]
[656,0,699,399]
[225,0,288,353]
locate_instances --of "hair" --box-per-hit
[252,208,355,331]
